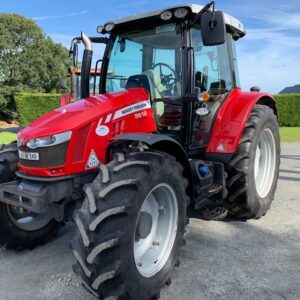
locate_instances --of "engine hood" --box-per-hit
[19,88,150,144]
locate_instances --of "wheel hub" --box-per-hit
[136,212,153,240]
[133,183,178,278]
[254,128,276,198]
[7,205,53,231]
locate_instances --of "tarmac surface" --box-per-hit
[0,142,299,300]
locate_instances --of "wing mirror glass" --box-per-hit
[201,11,226,46]
[72,43,79,67]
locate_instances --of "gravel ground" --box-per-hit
[0,142,299,300]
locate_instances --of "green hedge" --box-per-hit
[13,92,300,127]
[15,93,60,126]
[273,94,300,127]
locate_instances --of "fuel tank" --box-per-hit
[18,88,156,177]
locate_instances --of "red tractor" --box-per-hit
[0,2,280,299]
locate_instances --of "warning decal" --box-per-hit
[86,150,100,169]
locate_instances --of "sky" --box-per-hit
[1,0,300,94]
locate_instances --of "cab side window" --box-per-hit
[192,28,233,95]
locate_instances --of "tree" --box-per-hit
[0,14,70,119]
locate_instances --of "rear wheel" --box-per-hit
[224,105,280,219]
[71,151,189,299]
[0,143,62,250]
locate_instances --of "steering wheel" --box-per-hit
[152,63,177,87]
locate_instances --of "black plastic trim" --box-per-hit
[0,179,73,214]
[110,133,186,150]
[16,170,98,183]
[203,152,233,164]
[18,142,69,168]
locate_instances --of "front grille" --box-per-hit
[18,142,69,168]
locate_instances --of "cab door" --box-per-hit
[189,28,235,149]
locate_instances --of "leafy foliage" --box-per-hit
[0,14,70,120]
[273,94,300,127]
[15,93,60,126]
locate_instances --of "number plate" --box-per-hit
[18,150,39,161]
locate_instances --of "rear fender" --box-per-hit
[206,88,276,154]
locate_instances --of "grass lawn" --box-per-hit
[279,127,300,142]
[0,132,17,144]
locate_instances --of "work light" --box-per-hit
[104,23,115,32]
[160,10,173,21]
[174,8,189,18]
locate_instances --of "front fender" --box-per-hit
[205,88,276,154]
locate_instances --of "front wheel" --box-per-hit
[224,105,280,219]
[0,143,63,250]
[71,151,189,299]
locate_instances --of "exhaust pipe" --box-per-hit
[80,32,93,99]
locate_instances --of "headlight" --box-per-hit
[26,131,72,149]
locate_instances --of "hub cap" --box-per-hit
[254,128,276,198]
[134,183,178,278]
[7,206,53,231]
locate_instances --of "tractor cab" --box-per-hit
[78,3,245,150]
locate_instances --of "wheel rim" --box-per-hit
[134,183,178,278]
[254,128,277,198]
[7,205,53,231]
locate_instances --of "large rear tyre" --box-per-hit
[223,105,280,219]
[71,151,189,299]
[0,143,62,250]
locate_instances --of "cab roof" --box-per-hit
[109,3,245,38]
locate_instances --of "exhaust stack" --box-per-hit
[80,32,93,99]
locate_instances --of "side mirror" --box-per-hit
[201,11,226,46]
[72,43,79,67]
[59,78,68,90]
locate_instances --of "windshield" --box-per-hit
[106,24,183,100]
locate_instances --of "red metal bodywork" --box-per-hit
[18,88,156,177]
[59,93,72,106]
[205,88,275,154]
[18,87,275,178]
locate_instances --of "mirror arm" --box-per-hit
[190,1,215,28]
[69,37,81,55]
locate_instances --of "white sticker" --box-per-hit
[113,100,151,120]
[96,125,110,136]
[86,150,100,169]
[156,24,176,34]
[217,144,224,152]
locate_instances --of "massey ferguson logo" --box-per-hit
[113,100,151,120]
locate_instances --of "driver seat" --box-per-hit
[143,69,167,99]
[143,69,167,117]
